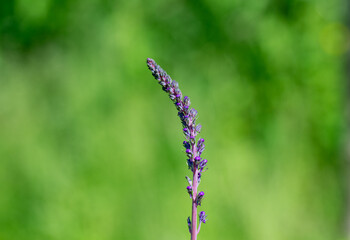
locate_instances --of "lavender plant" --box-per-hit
[147,58,208,240]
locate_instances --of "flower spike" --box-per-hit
[147,58,209,239]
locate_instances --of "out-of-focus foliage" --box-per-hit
[0,0,348,239]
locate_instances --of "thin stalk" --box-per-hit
[191,165,198,240]
[191,127,198,240]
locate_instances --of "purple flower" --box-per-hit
[186,186,193,197]
[198,172,202,184]
[183,128,190,139]
[147,58,209,239]
[183,141,190,149]
[187,158,194,171]
[194,156,201,163]
[199,159,208,169]
[197,191,205,206]
[197,211,208,234]
[197,138,205,156]
[199,211,207,224]
[183,96,190,106]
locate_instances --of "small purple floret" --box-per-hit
[183,141,190,149]
[187,186,193,198]
[199,159,208,169]
[197,191,205,206]
[199,211,207,224]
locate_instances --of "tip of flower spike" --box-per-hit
[146,58,155,65]
[146,58,157,73]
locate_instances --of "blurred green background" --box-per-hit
[0,0,349,239]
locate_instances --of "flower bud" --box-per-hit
[194,156,201,163]
[186,186,192,197]
[183,105,189,115]
[199,211,207,223]
[198,172,202,184]
[183,141,190,149]
[190,137,195,145]
[175,88,182,96]
[187,217,192,233]
[197,191,205,206]
[183,128,190,139]
[197,138,205,156]
[185,176,192,186]
[184,96,191,107]
[199,159,207,169]
[186,149,192,158]
[195,124,202,133]
[190,108,198,119]
[171,80,179,88]
[187,159,193,172]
